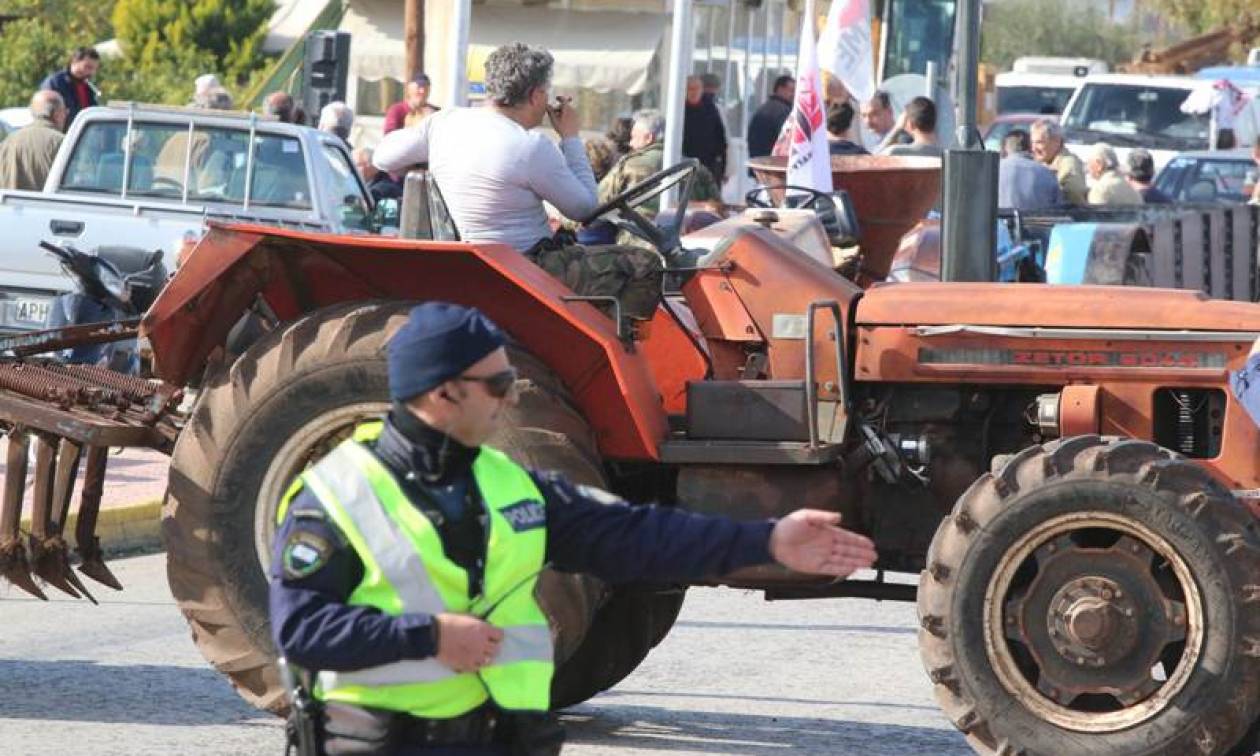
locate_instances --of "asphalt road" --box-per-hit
[0,552,968,755]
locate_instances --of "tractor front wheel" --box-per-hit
[918,436,1260,756]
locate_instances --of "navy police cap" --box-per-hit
[388,302,506,402]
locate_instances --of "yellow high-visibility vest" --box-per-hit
[283,423,552,718]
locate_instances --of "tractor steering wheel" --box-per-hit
[745,184,833,212]
[582,159,699,264]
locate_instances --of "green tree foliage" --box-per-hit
[0,0,114,106]
[0,18,70,107]
[982,0,1139,72]
[0,0,274,108]
[1142,0,1255,36]
[111,0,274,85]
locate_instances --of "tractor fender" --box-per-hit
[143,222,671,460]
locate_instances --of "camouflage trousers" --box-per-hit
[525,242,664,322]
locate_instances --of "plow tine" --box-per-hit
[0,430,45,600]
[51,438,82,533]
[28,435,82,599]
[51,438,94,604]
[75,446,120,591]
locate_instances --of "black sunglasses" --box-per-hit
[457,368,519,398]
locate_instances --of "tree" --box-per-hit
[0,0,114,107]
[0,18,69,107]
[1140,0,1255,37]
[981,0,1139,72]
[111,0,274,86]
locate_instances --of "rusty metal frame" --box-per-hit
[0,319,142,358]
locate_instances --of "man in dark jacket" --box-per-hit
[826,102,868,156]
[39,47,99,130]
[998,130,1061,211]
[271,302,878,755]
[748,75,795,160]
[682,75,728,183]
[1125,149,1171,205]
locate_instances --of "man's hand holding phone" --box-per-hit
[547,95,580,139]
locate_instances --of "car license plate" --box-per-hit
[13,298,50,326]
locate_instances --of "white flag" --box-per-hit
[786,0,833,195]
[817,0,875,104]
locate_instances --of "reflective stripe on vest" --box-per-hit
[298,435,553,718]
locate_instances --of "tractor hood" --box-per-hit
[856,284,1260,333]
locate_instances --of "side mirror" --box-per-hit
[370,198,400,234]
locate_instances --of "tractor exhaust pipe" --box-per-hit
[940,149,998,283]
[940,0,997,283]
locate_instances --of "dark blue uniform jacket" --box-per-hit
[269,408,775,673]
[39,69,96,128]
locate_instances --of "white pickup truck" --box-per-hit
[0,103,376,331]
[1059,74,1210,175]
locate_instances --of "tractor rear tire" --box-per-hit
[917,436,1260,756]
[164,300,680,713]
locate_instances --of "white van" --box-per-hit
[995,58,1106,116]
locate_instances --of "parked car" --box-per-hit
[1152,148,1256,203]
[0,103,376,331]
[983,113,1055,152]
[1060,74,1209,173]
[0,106,32,136]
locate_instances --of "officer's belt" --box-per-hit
[324,703,505,750]
[399,707,504,747]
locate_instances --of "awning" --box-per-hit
[264,0,337,54]
[342,0,664,96]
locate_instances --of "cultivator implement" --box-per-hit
[0,325,181,602]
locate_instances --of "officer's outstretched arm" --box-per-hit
[535,472,875,584]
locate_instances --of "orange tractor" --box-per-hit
[0,163,1258,755]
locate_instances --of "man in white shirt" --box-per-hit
[374,43,598,253]
[374,43,665,323]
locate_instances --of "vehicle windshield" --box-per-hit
[61,119,313,210]
[996,86,1075,115]
[1062,83,1209,151]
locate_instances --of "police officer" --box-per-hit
[269,302,878,754]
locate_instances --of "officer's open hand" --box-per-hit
[769,509,877,577]
[435,613,504,674]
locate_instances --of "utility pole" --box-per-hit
[405,0,425,78]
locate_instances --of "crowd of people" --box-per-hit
[6,41,1259,218]
[0,44,374,195]
[995,118,1186,210]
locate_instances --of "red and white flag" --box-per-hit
[786,0,833,194]
[817,0,875,104]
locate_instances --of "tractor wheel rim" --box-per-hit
[253,401,389,573]
[983,510,1204,733]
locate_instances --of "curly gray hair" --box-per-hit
[484,43,554,108]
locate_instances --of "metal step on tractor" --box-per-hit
[0,160,1257,756]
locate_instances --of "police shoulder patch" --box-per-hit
[500,499,547,532]
[282,530,334,580]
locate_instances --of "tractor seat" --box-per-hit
[399,170,460,241]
